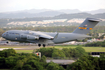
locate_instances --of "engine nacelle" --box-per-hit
[20,34,27,39]
[27,35,39,40]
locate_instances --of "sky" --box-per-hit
[0,0,105,12]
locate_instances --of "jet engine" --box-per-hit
[27,35,39,40]
[20,34,27,39]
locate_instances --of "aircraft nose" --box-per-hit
[2,33,4,37]
[2,33,6,38]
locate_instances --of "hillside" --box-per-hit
[0,9,105,18]
[0,13,105,28]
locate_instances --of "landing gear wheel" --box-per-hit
[43,44,45,47]
[38,44,41,47]
[6,41,9,44]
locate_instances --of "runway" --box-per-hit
[46,59,75,64]
[0,45,41,50]
[0,45,53,51]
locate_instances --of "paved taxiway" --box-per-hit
[0,46,42,50]
[46,60,75,64]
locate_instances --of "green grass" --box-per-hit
[15,50,33,53]
[54,45,105,52]
[0,45,28,48]
[82,47,105,52]
[55,45,82,48]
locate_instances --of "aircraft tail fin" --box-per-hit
[73,18,101,34]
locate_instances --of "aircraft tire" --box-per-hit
[6,41,9,44]
[38,44,41,47]
[43,44,45,47]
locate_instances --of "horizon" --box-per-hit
[1,8,105,13]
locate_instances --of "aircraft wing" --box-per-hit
[39,34,54,39]
[34,32,54,40]
[21,31,55,40]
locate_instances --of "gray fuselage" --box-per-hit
[2,30,90,44]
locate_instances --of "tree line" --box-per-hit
[36,47,87,59]
[0,48,64,70]
[85,40,105,47]
[67,54,105,70]
[0,47,87,70]
[0,48,105,70]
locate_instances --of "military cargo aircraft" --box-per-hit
[2,18,101,47]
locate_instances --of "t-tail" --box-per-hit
[73,18,101,35]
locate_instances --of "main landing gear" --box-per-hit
[38,44,41,47]
[6,41,9,44]
[38,44,46,47]
[43,44,45,47]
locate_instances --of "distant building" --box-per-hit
[98,33,105,37]
[90,52,105,57]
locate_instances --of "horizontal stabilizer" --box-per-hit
[88,18,101,22]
